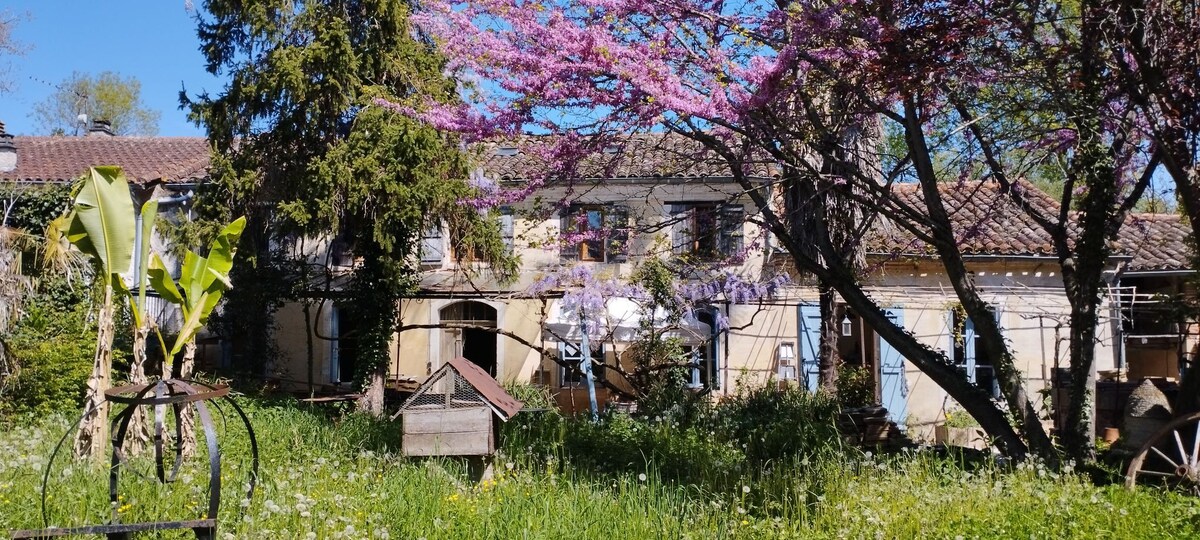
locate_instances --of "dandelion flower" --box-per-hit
[638,473,647,482]
[742,485,750,494]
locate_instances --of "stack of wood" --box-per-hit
[838,406,912,449]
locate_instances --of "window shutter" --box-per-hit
[719,204,744,256]
[558,342,577,386]
[605,205,629,263]
[420,222,443,264]
[499,206,515,253]
[559,207,575,261]
[669,204,690,256]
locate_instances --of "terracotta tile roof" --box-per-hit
[861,180,1192,272]
[478,133,775,180]
[1118,213,1192,272]
[866,180,1062,258]
[0,135,210,184]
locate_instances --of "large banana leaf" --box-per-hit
[180,217,245,304]
[64,166,136,282]
[150,216,246,358]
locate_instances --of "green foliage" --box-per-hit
[186,0,516,382]
[148,217,246,361]
[2,398,1198,538]
[0,282,95,417]
[31,71,160,135]
[707,385,844,467]
[503,384,845,490]
[0,183,73,233]
[63,166,135,283]
[944,406,983,428]
[836,363,875,408]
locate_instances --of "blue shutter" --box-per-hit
[798,304,821,392]
[879,307,908,429]
[330,307,341,383]
[711,324,721,390]
[964,317,978,384]
[983,307,1003,399]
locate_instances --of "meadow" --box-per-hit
[0,387,1197,539]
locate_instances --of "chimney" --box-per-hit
[0,121,16,173]
[88,119,114,137]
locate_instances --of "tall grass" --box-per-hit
[0,392,1197,539]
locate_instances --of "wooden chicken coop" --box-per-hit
[394,357,523,457]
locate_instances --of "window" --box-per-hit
[685,309,721,390]
[420,221,443,264]
[951,309,1001,399]
[559,342,605,387]
[669,203,743,260]
[560,205,629,263]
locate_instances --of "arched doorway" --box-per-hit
[439,301,499,376]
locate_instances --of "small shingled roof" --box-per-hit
[1,135,210,185]
[398,357,523,421]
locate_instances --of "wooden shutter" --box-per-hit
[605,205,629,263]
[669,204,691,256]
[420,222,443,264]
[798,304,821,392]
[719,204,745,256]
[499,206,515,253]
[559,207,575,261]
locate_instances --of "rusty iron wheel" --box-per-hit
[1125,411,1200,496]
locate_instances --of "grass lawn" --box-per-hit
[0,397,1197,539]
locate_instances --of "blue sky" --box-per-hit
[1,1,222,136]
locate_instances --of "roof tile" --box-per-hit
[1,136,210,184]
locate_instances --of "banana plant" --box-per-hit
[63,166,136,459]
[147,217,246,370]
[110,196,159,454]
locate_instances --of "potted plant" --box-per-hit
[935,407,988,449]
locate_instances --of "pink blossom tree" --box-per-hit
[392,0,1172,461]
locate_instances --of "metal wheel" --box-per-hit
[1125,411,1200,495]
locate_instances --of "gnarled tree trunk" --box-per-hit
[817,282,840,392]
[123,323,153,455]
[74,286,114,460]
[178,339,198,458]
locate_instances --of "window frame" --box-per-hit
[559,342,606,387]
[560,204,629,263]
[668,201,744,261]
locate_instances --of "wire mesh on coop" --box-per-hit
[394,357,522,457]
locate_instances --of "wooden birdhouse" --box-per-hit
[395,357,523,457]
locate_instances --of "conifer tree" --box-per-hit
[186,0,512,414]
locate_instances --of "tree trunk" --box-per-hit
[74,286,114,460]
[177,339,197,458]
[303,301,315,396]
[817,282,840,393]
[825,266,1031,457]
[124,323,153,455]
[899,101,1055,459]
[358,364,386,417]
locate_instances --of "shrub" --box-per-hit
[706,385,844,467]
[1,301,95,417]
[836,363,875,408]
